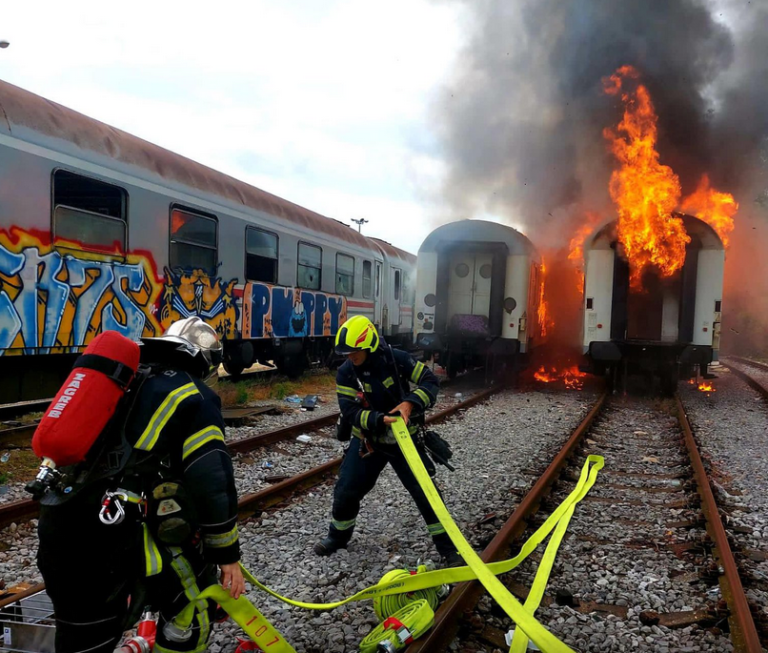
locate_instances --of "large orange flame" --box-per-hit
[603,66,689,288]
[681,174,738,247]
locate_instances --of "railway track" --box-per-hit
[721,356,768,401]
[408,392,762,653]
[0,385,501,530]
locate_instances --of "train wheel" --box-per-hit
[223,360,245,378]
[278,354,306,380]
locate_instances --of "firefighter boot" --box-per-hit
[314,524,353,556]
[433,532,462,567]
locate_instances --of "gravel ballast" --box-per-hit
[461,397,735,653]
[681,362,768,628]
[0,386,597,652]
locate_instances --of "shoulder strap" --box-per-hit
[74,353,136,388]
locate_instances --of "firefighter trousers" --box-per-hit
[326,437,453,554]
[38,501,217,653]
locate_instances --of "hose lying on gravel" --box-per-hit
[359,599,435,653]
[372,565,447,621]
[171,431,605,653]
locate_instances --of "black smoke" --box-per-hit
[435,0,768,243]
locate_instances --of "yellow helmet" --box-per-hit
[335,316,379,354]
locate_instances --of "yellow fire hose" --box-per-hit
[172,418,604,652]
[359,599,435,653]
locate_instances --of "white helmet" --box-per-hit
[142,317,223,377]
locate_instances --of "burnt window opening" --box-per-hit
[245,227,278,283]
[298,242,322,290]
[52,170,127,254]
[336,254,354,296]
[362,261,373,299]
[170,207,218,273]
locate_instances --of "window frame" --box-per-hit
[297,241,323,290]
[394,268,401,302]
[335,252,355,296]
[362,260,373,299]
[244,225,279,284]
[51,168,129,258]
[168,204,219,273]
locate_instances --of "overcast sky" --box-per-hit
[1,1,466,255]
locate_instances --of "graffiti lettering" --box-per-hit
[243,282,347,339]
[160,267,239,339]
[0,229,162,355]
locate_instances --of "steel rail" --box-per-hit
[727,355,768,373]
[676,396,763,652]
[722,359,768,401]
[406,392,607,653]
[236,384,502,517]
[0,422,38,449]
[0,385,502,530]
[0,399,51,422]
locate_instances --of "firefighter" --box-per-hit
[37,317,244,653]
[315,315,460,566]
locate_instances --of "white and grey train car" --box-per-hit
[0,79,415,400]
[582,214,724,393]
[414,220,542,378]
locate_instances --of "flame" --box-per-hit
[603,66,689,289]
[568,213,603,295]
[533,365,586,390]
[681,174,738,247]
[537,262,551,337]
[698,381,716,393]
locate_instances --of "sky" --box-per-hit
[0,0,467,255]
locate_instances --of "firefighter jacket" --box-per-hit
[335,347,439,440]
[126,368,240,565]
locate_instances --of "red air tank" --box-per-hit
[32,331,141,468]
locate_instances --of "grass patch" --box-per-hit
[218,370,337,407]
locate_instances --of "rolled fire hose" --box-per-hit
[372,566,445,622]
[359,599,435,653]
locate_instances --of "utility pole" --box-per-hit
[351,218,368,233]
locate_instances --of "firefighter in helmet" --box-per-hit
[315,315,460,565]
[37,317,244,653]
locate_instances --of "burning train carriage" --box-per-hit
[414,220,542,378]
[583,214,724,392]
[0,79,415,400]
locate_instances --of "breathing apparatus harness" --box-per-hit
[338,346,454,472]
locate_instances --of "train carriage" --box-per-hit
[0,79,415,400]
[414,219,541,378]
[582,214,724,393]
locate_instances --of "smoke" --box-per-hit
[436,0,768,353]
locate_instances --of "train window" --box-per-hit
[375,263,381,297]
[298,242,322,290]
[170,207,218,273]
[362,261,373,299]
[52,170,127,254]
[245,227,278,283]
[394,270,401,301]
[715,300,722,312]
[479,264,492,279]
[336,254,354,296]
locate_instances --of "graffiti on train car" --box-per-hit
[0,227,162,354]
[160,267,239,339]
[242,283,347,339]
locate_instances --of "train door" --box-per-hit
[447,253,493,319]
[390,267,401,333]
[375,261,382,329]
